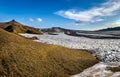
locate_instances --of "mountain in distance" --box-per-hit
[0,20,43,34]
[41,27,86,35]
[41,26,120,39]
[97,26,120,31]
[41,27,66,33]
[1,20,120,34]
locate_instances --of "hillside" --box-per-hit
[0,20,43,34]
[0,28,98,77]
[41,27,65,33]
[98,26,120,31]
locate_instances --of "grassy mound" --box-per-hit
[0,29,98,77]
[0,20,43,34]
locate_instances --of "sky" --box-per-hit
[0,0,120,30]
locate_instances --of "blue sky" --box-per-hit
[0,0,120,30]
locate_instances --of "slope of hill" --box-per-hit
[0,20,43,34]
[0,28,97,77]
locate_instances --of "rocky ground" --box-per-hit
[72,62,120,77]
[20,33,120,64]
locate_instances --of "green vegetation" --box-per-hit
[0,20,43,34]
[0,28,98,77]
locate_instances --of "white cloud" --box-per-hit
[95,19,104,22]
[37,18,42,22]
[29,18,34,22]
[92,19,120,30]
[55,0,120,23]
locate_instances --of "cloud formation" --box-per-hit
[55,0,120,23]
[29,18,42,22]
[37,18,42,22]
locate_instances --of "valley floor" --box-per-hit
[20,33,120,77]
[20,33,120,63]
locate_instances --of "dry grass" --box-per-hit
[0,28,98,77]
[0,20,43,34]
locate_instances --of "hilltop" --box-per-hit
[0,20,43,34]
[0,28,97,77]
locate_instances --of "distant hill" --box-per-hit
[41,27,83,35]
[0,20,43,34]
[41,27,66,33]
[41,27,120,39]
[98,26,120,31]
[0,28,97,77]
